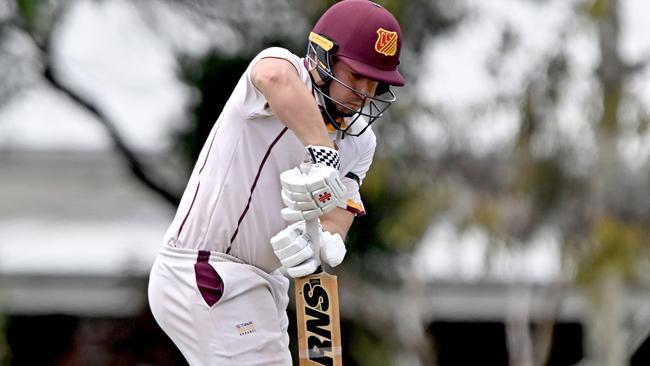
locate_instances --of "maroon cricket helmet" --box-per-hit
[312,0,405,86]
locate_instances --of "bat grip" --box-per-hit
[299,161,324,273]
[305,217,323,272]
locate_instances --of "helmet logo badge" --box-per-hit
[374,28,398,56]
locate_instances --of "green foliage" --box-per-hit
[586,0,612,19]
[577,217,648,287]
[175,54,251,171]
[16,0,38,28]
[468,196,508,239]
[379,183,446,249]
[638,113,650,135]
[514,56,573,218]
[600,84,622,135]
[348,328,392,366]
[347,157,448,254]
[15,0,58,36]
[517,92,537,149]
[520,157,566,214]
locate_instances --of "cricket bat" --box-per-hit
[295,217,343,366]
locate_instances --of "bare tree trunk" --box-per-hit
[506,285,534,366]
[531,285,562,366]
[585,267,627,366]
[505,283,564,366]
[399,267,437,366]
[582,0,628,364]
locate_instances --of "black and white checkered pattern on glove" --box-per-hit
[306,145,340,170]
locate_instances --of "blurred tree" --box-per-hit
[8,0,650,365]
[1,0,183,205]
[396,0,650,365]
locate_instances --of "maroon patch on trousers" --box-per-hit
[194,250,224,307]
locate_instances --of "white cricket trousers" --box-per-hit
[148,245,292,366]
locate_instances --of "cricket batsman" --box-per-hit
[147,1,405,364]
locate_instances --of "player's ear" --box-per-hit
[375,82,389,96]
[328,56,340,78]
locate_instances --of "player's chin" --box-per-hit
[336,103,362,116]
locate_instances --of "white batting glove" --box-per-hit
[319,229,346,267]
[270,221,347,278]
[280,146,346,222]
[271,221,316,277]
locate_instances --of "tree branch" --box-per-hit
[42,65,182,206]
[10,5,181,207]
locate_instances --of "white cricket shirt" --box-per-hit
[163,47,376,273]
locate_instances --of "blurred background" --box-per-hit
[1,0,650,365]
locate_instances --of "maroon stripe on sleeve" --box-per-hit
[226,127,289,254]
[194,250,224,307]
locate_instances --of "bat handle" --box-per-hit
[299,161,323,273]
[305,217,323,272]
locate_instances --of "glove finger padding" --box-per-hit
[270,222,300,249]
[281,189,313,203]
[279,164,346,222]
[279,168,309,193]
[287,258,319,278]
[270,223,314,269]
[281,190,318,211]
[272,235,312,266]
[281,207,321,222]
[271,220,347,277]
[320,230,346,267]
[281,242,314,268]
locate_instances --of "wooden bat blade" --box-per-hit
[295,271,342,366]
